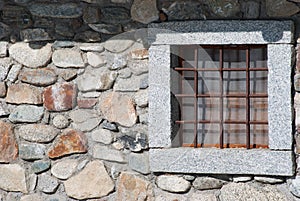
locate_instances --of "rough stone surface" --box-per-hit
[0,121,18,163]
[52,115,69,129]
[129,152,150,174]
[51,159,78,180]
[0,58,12,81]
[6,83,42,104]
[288,176,300,197]
[87,52,106,68]
[7,64,22,82]
[156,175,191,193]
[32,160,51,174]
[109,54,127,70]
[118,133,148,152]
[128,60,148,75]
[91,128,114,144]
[101,120,119,132]
[64,160,114,200]
[77,98,97,109]
[16,124,59,143]
[193,177,226,190]
[0,164,27,193]
[69,109,102,132]
[101,7,130,24]
[20,28,51,42]
[241,1,260,18]
[0,101,9,116]
[83,6,100,23]
[19,68,57,86]
[9,105,44,123]
[134,89,148,107]
[254,176,284,184]
[52,49,85,68]
[38,173,59,193]
[130,49,149,60]
[48,129,88,159]
[0,82,6,97]
[232,176,252,182]
[131,0,159,24]
[43,83,77,111]
[99,92,137,127]
[19,143,46,160]
[89,23,122,34]
[79,43,104,52]
[9,43,52,68]
[93,144,126,163]
[104,38,134,53]
[209,0,240,17]
[29,3,82,18]
[0,42,8,57]
[114,75,141,92]
[266,0,300,17]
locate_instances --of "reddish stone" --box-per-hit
[0,82,6,98]
[77,98,97,109]
[6,83,42,104]
[48,129,87,159]
[43,83,77,111]
[129,49,149,60]
[297,45,300,72]
[0,121,18,163]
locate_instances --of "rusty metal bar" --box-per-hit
[219,47,224,149]
[246,47,251,149]
[194,48,198,148]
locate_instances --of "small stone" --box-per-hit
[77,98,97,109]
[0,101,9,116]
[52,49,85,68]
[15,124,59,143]
[289,176,300,197]
[99,92,137,127]
[6,83,42,105]
[0,121,18,163]
[20,28,51,42]
[43,83,77,111]
[129,152,150,174]
[118,68,132,79]
[131,0,159,24]
[0,42,8,57]
[114,76,141,92]
[83,6,100,24]
[59,69,77,81]
[116,172,153,201]
[118,133,148,152]
[254,176,284,184]
[232,176,252,182]
[128,60,148,75]
[38,173,59,193]
[140,74,148,89]
[130,49,149,60]
[9,43,52,68]
[0,22,11,40]
[29,3,82,18]
[209,0,240,17]
[193,177,226,190]
[0,58,12,81]
[48,129,88,159]
[82,91,101,98]
[266,0,300,17]
[87,52,106,68]
[19,68,57,86]
[91,128,114,144]
[156,175,191,193]
[74,31,101,42]
[134,89,148,107]
[7,64,22,82]
[51,159,78,180]
[19,143,45,160]
[9,105,44,123]
[52,115,69,129]
[79,43,104,52]
[70,109,102,132]
[32,160,51,174]
[101,7,130,24]
[64,160,114,200]
[89,24,122,34]
[93,144,126,163]
[183,175,195,181]
[101,120,119,132]
[109,54,127,70]
[104,38,134,53]
[0,82,6,98]
[28,173,37,192]
[52,41,75,49]
[0,164,27,193]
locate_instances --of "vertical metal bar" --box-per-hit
[246,47,250,149]
[179,47,184,146]
[194,47,198,148]
[219,47,224,149]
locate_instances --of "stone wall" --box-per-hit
[0,0,300,200]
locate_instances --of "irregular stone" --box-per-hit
[21,194,68,201]
[190,191,217,201]
[43,83,77,111]
[52,49,85,68]
[19,143,45,160]
[109,54,127,70]
[130,49,149,60]
[0,58,12,81]
[28,173,37,192]
[289,176,300,197]
[134,89,148,107]
[83,6,100,24]
[254,176,284,184]
[0,121,18,163]
[104,38,134,53]
[128,60,148,75]
[193,177,226,190]
[232,176,252,182]
[241,1,260,18]
[163,2,208,20]
[19,68,57,86]
[1,5,32,29]
[99,92,137,127]
[220,183,288,201]
[183,175,195,181]
[87,52,106,68]
[6,84,42,104]
[51,159,78,180]
[295,74,300,92]
[70,109,102,132]
[20,28,51,42]
[129,152,150,174]
[131,0,159,24]
[91,128,114,144]
[59,69,77,81]
[116,172,153,201]
[32,160,51,174]
[9,43,52,68]
[101,7,130,24]
[0,82,6,97]
[0,42,8,57]
[64,160,114,200]
[15,124,59,143]
[52,41,75,49]
[93,144,126,163]
[118,133,148,152]
[266,0,300,17]
[20,194,42,201]
[38,173,59,193]
[101,120,119,132]
[114,76,140,92]
[34,17,54,29]
[9,105,44,123]
[48,129,88,159]
[7,64,22,82]
[79,43,105,52]
[118,68,132,79]
[77,98,97,109]
[0,22,11,40]
[29,3,82,18]
[0,101,9,116]
[82,91,101,98]
[209,0,240,17]
[0,164,27,193]
[77,68,117,92]
[156,175,191,193]
[74,31,101,43]
[89,24,122,34]
[52,115,69,129]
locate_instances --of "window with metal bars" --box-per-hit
[171,45,268,149]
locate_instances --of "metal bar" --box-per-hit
[194,48,198,148]
[176,120,268,124]
[219,47,224,149]
[246,47,250,149]
[179,48,184,146]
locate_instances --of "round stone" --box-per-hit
[53,115,69,129]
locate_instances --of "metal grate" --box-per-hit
[172,45,268,149]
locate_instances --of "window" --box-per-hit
[148,21,294,176]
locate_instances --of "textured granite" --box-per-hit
[149,148,294,176]
[148,20,294,45]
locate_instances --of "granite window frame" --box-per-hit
[148,21,295,176]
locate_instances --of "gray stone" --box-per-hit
[100,7,130,24]
[9,43,52,68]
[9,105,44,123]
[21,194,68,201]
[83,6,100,24]
[118,133,148,152]
[189,191,218,201]
[118,68,132,79]
[7,64,22,82]
[51,159,78,180]
[0,22,11,40]
[193,177,226,190]
[0,101,9,116]
[131,0,159,24]
[69,109,102,132]
[52,49,85,68]
[28,173,37,192]
[52,41,75,49]
[104,37,134,53]
[91,128,114,144]
[156,175,191,193]
[89,24,122,34]
[254,176,284,184]
[19,68,57,86]
[87,52,106,68]
[134,89,148,107]
[93,144,126,163]
[19,143,45,160]
[79,43,105,52]
[0,164,27,193]
[101,120,119,132]
[109,54,127,70]
[0,42,8,57]
[114,76,140,92]
[82,91,101,98]
[52,115,69,129]
[220,183,289,201]
[0,58,12,81]
[15,124,59,143]
[74,31,101,43]
[59,69,77,81]
[289,176,300,197]
[0,82,6,97]
[32,160,51,174]
[208,0,240,17]
[232,176,252,182]
[29,3,82,18]
[129,152,150,174]
[38,173,59,193]
[139,74,148,89]
[266,0,300,17]
[183,175,195,181]
[241,1,260,19]
[20,28,51,42]
[64,160,114,200]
